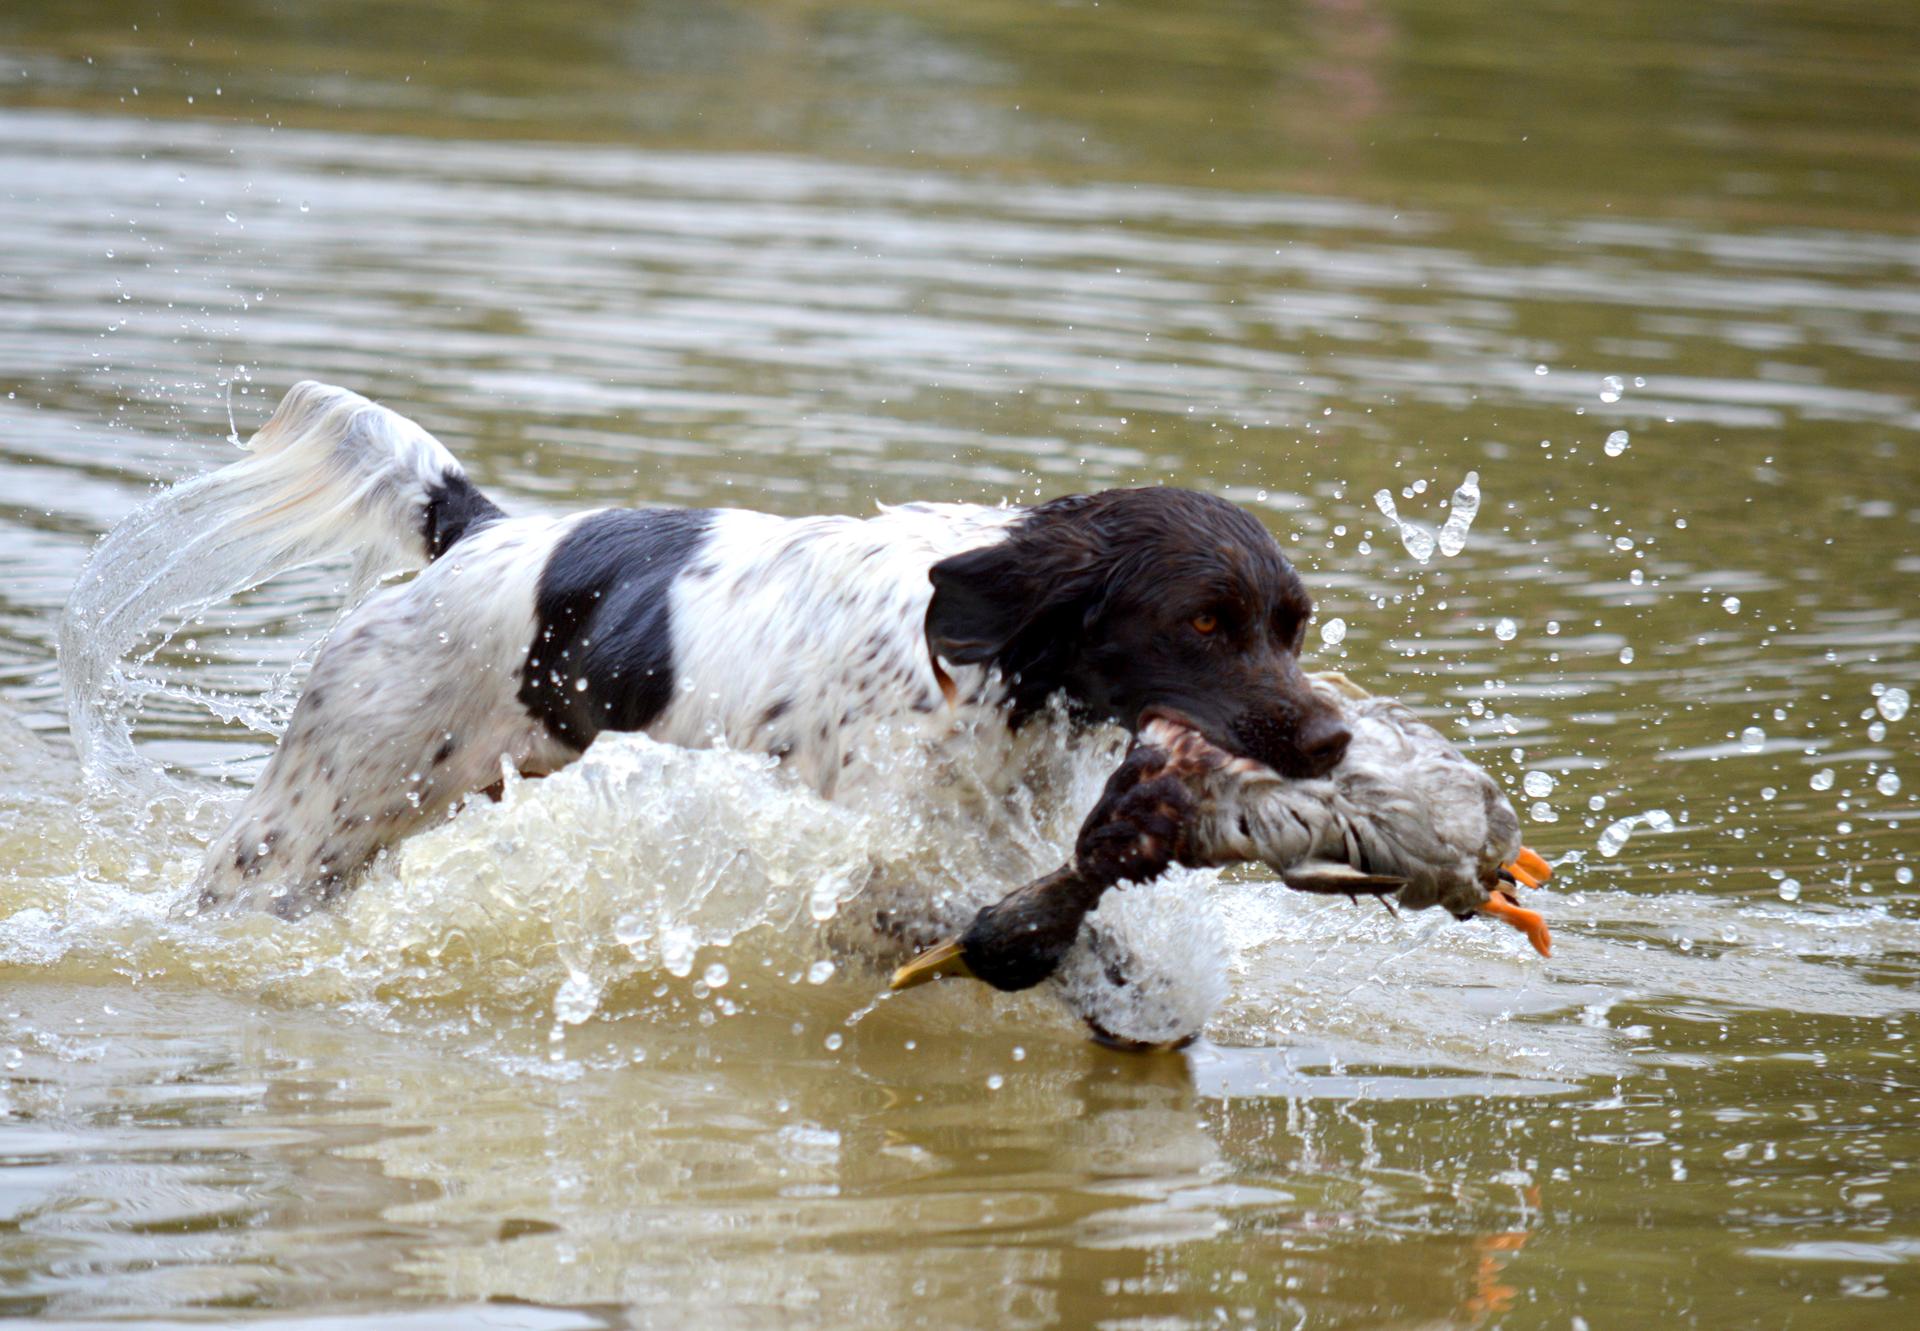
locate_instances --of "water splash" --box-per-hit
[59,384,460,791]
[1436,470,1481,557]
[1372,488,1435,563]
[1373,471,1480,565]
[1597,808,1676,858]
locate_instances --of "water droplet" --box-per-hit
[1644,809,1676,833]
[1530,801,1558,823]
[1897,867,1914,886]
[824,1033,844,1051]
[1373,487,1437,563]
[553,970,599,1025]
[1494,617,1518,642]
[1723,596,1742,614]
[298,200,310,213]
[1877,771,1901,798]
[1319,617,1347,647]
[1619,646,1636,665]
[224,211,238,223]
[807,960,836,985]
[1523,771,1556,798]
[1777,877,1801,902]
[703,962,730,989]
[1810,769,1834,791]
[1740,726,1765,752]
[1614,536,1634,551]
[1436,470,1480,557]
[808,874,844,922]
[1599,375,1625,404]
[1868,720,1887,742]
[1878,687,1909,722]
[1598,819,1633,857]
[1604,430,1630,457]
[1534,363,1550,376]
[986,1074,1004,1090]
[1588,794,1607,812]
[660,927,696,977]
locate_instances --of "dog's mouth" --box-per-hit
[1135,704,1208,744]
[1136,705,1266,771]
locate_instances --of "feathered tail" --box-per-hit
[60,381,500,786]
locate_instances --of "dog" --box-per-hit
[73,382,1350,915]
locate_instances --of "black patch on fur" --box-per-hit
[423,471,505,560]
[518,508,713,749]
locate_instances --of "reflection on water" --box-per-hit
[1,0,1918,1325]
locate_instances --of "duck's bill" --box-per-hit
[1502,847,1553,889]
[889,937,976,990]
[1479,894,1552,957]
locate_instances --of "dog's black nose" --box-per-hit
[1297,713,1351,777]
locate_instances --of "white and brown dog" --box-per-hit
[65,382,1350,919]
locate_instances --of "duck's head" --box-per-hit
[891,868,1228,1050]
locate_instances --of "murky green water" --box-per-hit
[2,1,1918,1325]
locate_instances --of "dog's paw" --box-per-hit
[1075,764,1198,886]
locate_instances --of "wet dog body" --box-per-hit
[154,385,1348,912]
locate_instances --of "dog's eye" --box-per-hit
[1191,612,1219,635]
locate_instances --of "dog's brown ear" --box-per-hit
[925,525,1102,673]
[926,542,1043,667]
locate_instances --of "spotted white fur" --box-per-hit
[121,384,1043,913]
[653,505,1020,796]
[196,515,584,911]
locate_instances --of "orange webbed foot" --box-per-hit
[1502,847,1553,888]
[1480,893,1552,958]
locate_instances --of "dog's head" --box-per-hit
[926,488,1350,778]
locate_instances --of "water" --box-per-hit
[3,0,1919,1324]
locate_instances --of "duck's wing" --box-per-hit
[1279,860,1407,896]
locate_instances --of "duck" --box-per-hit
[891,673,1553,1048]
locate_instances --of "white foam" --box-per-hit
[1052,871,1230,1046]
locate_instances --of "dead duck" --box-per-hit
[892,673,1552,1046]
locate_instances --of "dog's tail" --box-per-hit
[61,381,501,784]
